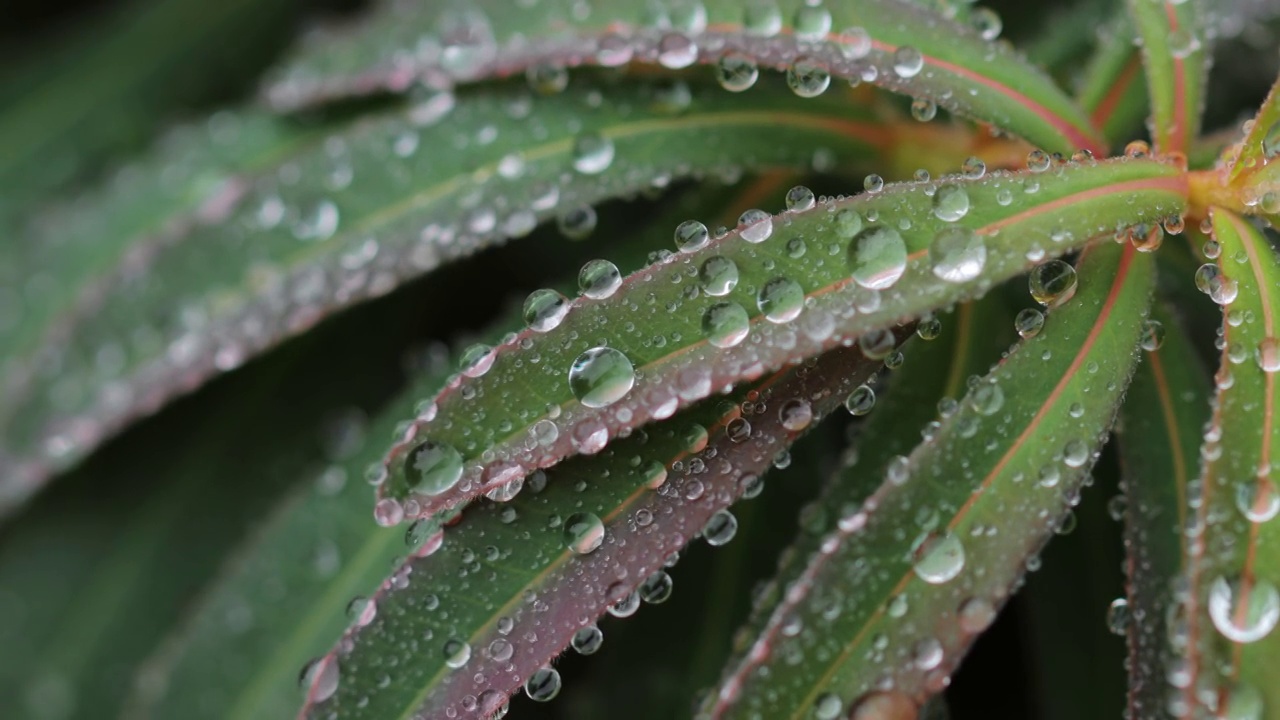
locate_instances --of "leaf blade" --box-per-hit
[1127,0,1208,154]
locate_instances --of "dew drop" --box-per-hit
[738,208,773,242]
[571,625,604,655]
[373,498,404,526]
[757,277,804,323]
[675,219,710,252]
[849,690,918,720]
[1208,575,1280,643]
[743,0,783,36]
[572,133,615,174]
[1015,308,1044,339]
[299,656,340,702]
[405,440,464,496]
[1140,319,1165,351]
[786,185,816,212]
[968,382,1004,416]
[698,255,740,297]
[931,183,970,222]
[1256,337,1280,372]
[703,302,751,348]
[1236,478,1280,523]
[787,57,831,97]
[459,343,495,378]
[563,512,605,554]
[958,597,996,634]
[929,227,985,282]
[704,510,739,546]
[910,97,937,122]
[524,667,561,702]
[892,46,924,78]
[793,3,832,40]
[1107,597,1129,635]
[579,259,622,299]
[845,384,876,415]
[523,289,570,332]
[837,26,872,59]
[569,347,635,408]
[814,692,842,720]
[558,204,597,240]
[779,399,814,431]
[657,33,698,69]
[639,571,674,603]
[848,226,908,289]
[443,639,472,668]
[913,533,965,584]
[716,53,759,92]
[1029,260,1078,307]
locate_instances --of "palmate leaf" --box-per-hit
[264,0,1104,156]
[0,77,885,513]
[302,338,902,720]
[1182,209,1280,718]
[1127,0,1209,154]
[704,240,1155,719]
[376,158,1186,527]
[122,175,768,720]
[1116,303,1211,719]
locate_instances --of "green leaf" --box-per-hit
[122,178,793,720]
[1127,0,1209,154]
[0,77,882,513]
[1185,208,1280,718]
[1227,73,1280,182]
[1076,15,1149,150]
[376,158,1187,527]
[265,0,1103,155]
[302,341,898,720]
[1116,302,1212,718]
[703,241,1155,719]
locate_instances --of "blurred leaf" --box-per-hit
[1227,73,1280,181]
[377,158,1187,528]
[1116,302,1212,719]
[1185,208,1280,718]
[1076,15,1149,150]
[1127,0,1209,153]
[705,241,1154,718]
[304,340,898,719]
[0,77,884,513]
[264,0,1103,155]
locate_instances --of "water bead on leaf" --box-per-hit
[971,7,1003,40]
[526,63,568,94]
[557,204,597,240]
[571,133,615,174]
[699,255,740,296]
[786,57,831,98]
[756,277,804,323]
[1208,575,1280,643]
[443,639,472,669]
[931,183,970,222]
[913,533,965,584]
[1256,337,1280,372]
[892,46,924,78]
[737,209,773,243]
[785,185,816,212]
[838,26,872,59]
[571,625,604,655]
[703,302,751,348]
[1235,478,1280,523]
[848,226,908,289]
[916,315,943,340]
[910,98,937,122]
[459,343,496,378]
[930,227,985,282]
[299,656,340,703]
[524,667,561,702]
[568,347,636,408]
[674,219,710,252]
[578,259,622,299]
[404,439,464,495]
[1028,260,1078,307]
[778,398,813,431]
[1015,308,1045,338]
[1026,149,1052,172]
[1139,319,1165,351]
[792,2,832,41]
[845,384,876,415]
[968,382,1004,416]
[657,33,698,69]
[743,0,783,36]
[523,289,569,332]
[716,53,759,92]
[639,571,674,603]
[704,510,738,545]
[863,174,884,193]
[563,512,605,554]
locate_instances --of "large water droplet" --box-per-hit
[639,570,674,603]
[1237,478,1280,523]
[523,289,570,332]
[699,256,739,296]
[968,382,1004,416]
[563,512,605,554]
[1208,575,1280,643]
[525,667,561,702]
[743,0,783,36]
[793,3,832,40]
[787,57,831,97]
[1015,308,1044,338]
[846,384,876,415]
[848,226,908,289]
[1257,337,1280,372]
[299,656,340,702]
[813,693,842,720]
[704,510,739,545]
[757,277,804,323]
[703,302,751,348]
[657,33,698,68]
[569,347,635,408]
[443,639,472,668]
[1029,260,1078,306]
[716,53,759,92]
[572,133,615,174]
[675,219,710,252]
[405,440,464,495]
[572,625,604,655]
[913,533,965,584]
[932,183,970,222]
[579,259,622,299]
[738,209,773,243]
[892,46,924,77]
[929,227,985,283]
[849,691,917,720]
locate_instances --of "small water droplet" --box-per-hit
[786,185,816,212]
[571,625,604,655]
[1236,478,1280,523]
[405,440,464,495]
[932,183,970,222]
[968,382,1004,416]
[443,639,472,668]
[657,33,698,69]
[572,133,615,174]
[1107,597,1129,635]
[1140,319,1165,351]
[913,533,965,584]
[569,347,636,408]
[1015,308,1044,339]
[738,209,773,243]
[793,3,832,40]
[699,256,740,296]
[845,384,876,415]
[639,571,674,603]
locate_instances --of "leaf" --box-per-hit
[302,340,901,720]
[703,241,1156,719]
[1227,73,1280,182]
[122,177,791,720]
[1076,15,1149,149]
[0,77,885,514]
[376,158,1187,529]
[1127,0,1209,154]
[1116,302,1212,719]
[264,0,1103,155]
[1185,208,1280,717]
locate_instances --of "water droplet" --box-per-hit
[1015,308,1044,338]
[717,53,759,92]
[525,667,561,702]
[849,690,917,720]
[1208,575,1280,643]
[579,259,622,299]
[299,656,340,702]
[786,185,816,212]
[912,637,943,669]
[703,302,751,348]
[563,512,605,554]
[607,584,641,617]
[814,692,843,720]
[757,277,804,323]
[738,208,773,242]
[787,57,831,97]
[558,204,598,240]
[572,625,604,655]
[913,533,965,584]
[910,97,937,122]
[523,289,570,332]
[704,510,738,546]
[405,440,464,495]
[846,384,876,415]
[526,63,568,94]
[971,7,1003,40]
[1062,439,1090,468]
[1257,337,1280,372]
[1237,478,1280,523]
[932,183,970,222]
[958,597,996,634]
[779,399,813,431]
[848,226,908,289]
[1107,597,1129,635]
[793,3,832,40]
[373,498,404,526]
[572,133,615,174]
[968,382,1003,416]
[1029,260,1078,306]
[459,343,495,378]
[443,639,472,668]
[892,46,924,78]
[863,174,884,193]
[917,315,943,340]
[639,571,674,603]
[837,26,872,59]
[1220,683,1264,720]
[1140,319,1165,351]
[930,227,985,282]
[569,347,636,408]
[859,328,896,360]
[693,256,739,297]
[675,219,710,252]
[1026,149,1052,172]
[657,33,698,69]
